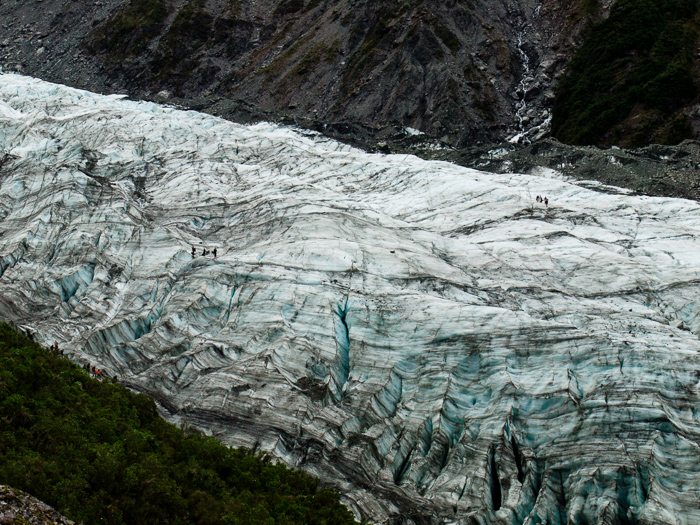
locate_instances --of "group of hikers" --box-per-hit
[51,341,116,382]
[81,361,116,381]
[192,246,217,258]
[535,195,549,206]
[50,341,64,356]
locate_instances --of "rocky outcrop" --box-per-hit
[0,486,75,525]
[4,74,700,524]
[0,0,611,146]
[438,138,700,202]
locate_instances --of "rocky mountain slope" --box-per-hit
[3,74,700,524]
[0,0,612,146]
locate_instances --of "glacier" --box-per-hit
[2,73,700,524]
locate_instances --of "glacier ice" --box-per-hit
[2,73,700,524]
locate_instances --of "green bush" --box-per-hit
[0,323,363,525]
[87,0,168,61]
[552,0,699,146]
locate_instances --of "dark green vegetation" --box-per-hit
[552,0,700,147]
[0,323,362,525]
[86,0,168,61]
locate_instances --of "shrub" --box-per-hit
[552,0,700,146]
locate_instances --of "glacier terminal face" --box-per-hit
[2,74,700,525]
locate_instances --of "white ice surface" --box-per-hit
[2,73,700,524]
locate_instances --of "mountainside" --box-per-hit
[5,0,700,148]
[3,74,700,524]
[0,0,612,146]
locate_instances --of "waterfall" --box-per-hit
[513,32,531,143]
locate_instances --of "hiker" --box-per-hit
[91,366,96,375]
[536,195,541,203]
[202,248,207,256]
[53,341,59,353]
[192,246,196,257]
[213,248,217,258]
[544,197,549,206]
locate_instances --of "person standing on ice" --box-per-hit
[202,248,207,256]
[192,246,196,257]
[213,248,217,258]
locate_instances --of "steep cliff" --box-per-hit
[3,74,700,524]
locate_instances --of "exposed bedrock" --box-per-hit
[2,75,700,524]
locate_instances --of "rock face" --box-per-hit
[0,486,75,525]
[0,0,611,146]
[3,74,700,524]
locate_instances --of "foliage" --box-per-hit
[0,324,363,525]
[551,0,699,146]
[149,0,212,81]
[87,0,168,61]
